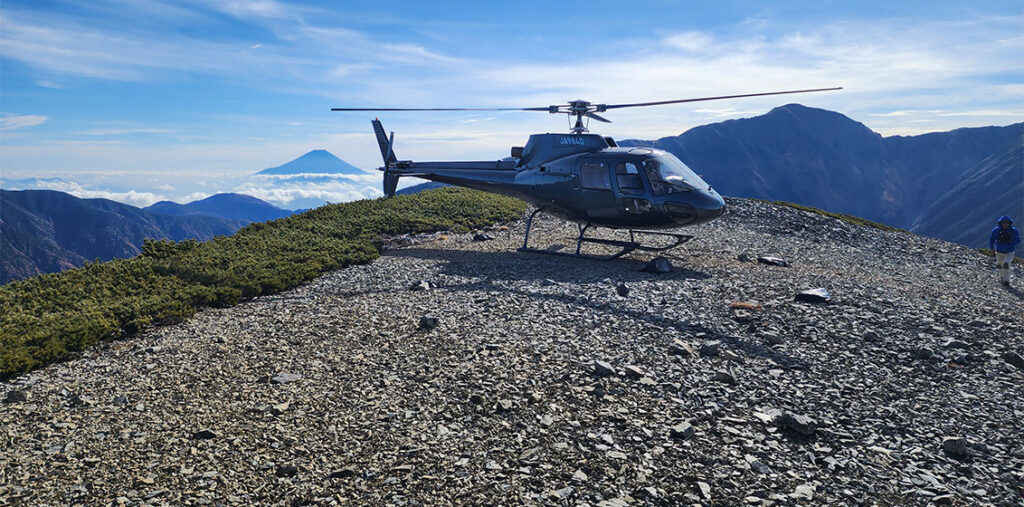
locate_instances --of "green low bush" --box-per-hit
[0,188,526,379]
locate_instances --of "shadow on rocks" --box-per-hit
[384,248,712,284]
[386,248,807,369]
[1001,284,1024,301]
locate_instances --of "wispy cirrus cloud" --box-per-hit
[75,127,179,136]
[0,8,313,81]
[0,113,47,130]
[662,31,715,52]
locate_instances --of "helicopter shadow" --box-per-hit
[383,247,711,285]
[383,247,808,369]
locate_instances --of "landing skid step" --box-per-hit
[518,208,693,260]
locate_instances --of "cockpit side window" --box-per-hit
[643,160,670,195]
[615,162,645,195]
[580,161,611,190]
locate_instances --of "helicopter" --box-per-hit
[333,87,841,260]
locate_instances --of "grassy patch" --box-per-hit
[757,199,908,233]
[0,188,526,379]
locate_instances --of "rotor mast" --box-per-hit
[558,99,611,134]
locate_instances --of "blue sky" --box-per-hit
[1,0,1022,207]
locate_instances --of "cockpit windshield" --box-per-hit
[642,154,709,195]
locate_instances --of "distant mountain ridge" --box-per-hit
[256,149,367,175]
[621,104,1023,248]
[4,108,1017,284]
[145,193,293,223]
[0,190,276,284]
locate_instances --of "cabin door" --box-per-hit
[577,160,619,220]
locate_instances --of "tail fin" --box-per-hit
[372,119,397,166]
[372,119,400,196]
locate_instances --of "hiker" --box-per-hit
[989,216,1021,286]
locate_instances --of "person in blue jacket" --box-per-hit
[990,215,1021,286]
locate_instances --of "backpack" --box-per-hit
[998,229,1013,243]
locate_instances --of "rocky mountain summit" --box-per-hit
[2,198,1022,505]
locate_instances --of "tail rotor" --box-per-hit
[372,119,400,197]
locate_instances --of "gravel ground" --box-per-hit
[2,197,1023,506]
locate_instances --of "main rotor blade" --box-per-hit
[585,112,612,123]
[331,107,549,111]
[601,87,842,110]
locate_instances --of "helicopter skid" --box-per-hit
[518,209,692,260]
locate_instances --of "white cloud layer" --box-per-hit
[232,184,381,208]
[2,175,382,210]
[6,179,166,207]
[252,173,378,183]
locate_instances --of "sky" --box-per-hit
[1,0,1022,207]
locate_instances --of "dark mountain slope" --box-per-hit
[623,104,899,222]
[884,124,1022,225]
[145,193,293,223]
[912,134,1024,248]
[0,190,242,284]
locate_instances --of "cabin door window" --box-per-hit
[580,161,612,190]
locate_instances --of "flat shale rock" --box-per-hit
[942,436,971,457]
[713,370,737,384]
[3,198,1021,505]
[3,389,27,403]
[418,315,439,330]
[270,372,302,384]
[640,256,673,273]
[700,340,722,357]
[757,256,790,267]
[794,287,832,304]
[1003,351,1024,370]
[780,413,817,436]
[669,340,696,357]
[593,360,616,377]
[669,422,696,439]
[190,429,218,440]
[327,468,356,479]
[623,365,646,378]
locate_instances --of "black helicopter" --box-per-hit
[333,87,840,260]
